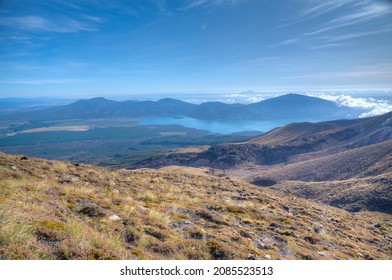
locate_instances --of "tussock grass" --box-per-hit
[148,209,171,225]
[0,210,36,246]
[137,191,157,203]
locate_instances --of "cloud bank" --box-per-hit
[306,92,392,117]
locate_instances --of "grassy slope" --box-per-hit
[0,153,391,260]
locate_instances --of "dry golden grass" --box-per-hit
[0,152,391,260]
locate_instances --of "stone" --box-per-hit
[171,220,192,229]
[70,177,79,183]
[108,215,121,221]
[372,223,382,228]
[11,166,18,171]
[136,205,148,211]
[253,239,268,249]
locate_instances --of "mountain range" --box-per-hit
[0,97,73,113]
[2,94,362,121]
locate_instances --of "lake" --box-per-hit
[139,117,322,134]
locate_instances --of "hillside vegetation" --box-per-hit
[0,153,391,260]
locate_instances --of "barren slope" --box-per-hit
[268,174,392,214]
[249,140,392,183]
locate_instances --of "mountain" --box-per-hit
[1,94,362,121]
[227,93,360,120]
[0,97,74,114]
[190,94,361,120]
[0,152,391,260]
[189,102,241,119]
[5,97,198,121]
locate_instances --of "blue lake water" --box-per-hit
[139,117,322,134]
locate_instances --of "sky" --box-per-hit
[0,0,392,98]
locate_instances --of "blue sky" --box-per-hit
[0,0,391,98]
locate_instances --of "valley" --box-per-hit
[0,94,367,166]
[0,94,391,260]
[2,0,392,267]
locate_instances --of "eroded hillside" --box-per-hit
[0,153,391,260]
[244,140,392,214]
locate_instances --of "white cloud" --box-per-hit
[266,38,300,48]
[81,15,104,23]
[304,1,392,36]
[181,0,209,10]
[273,0,392,49]
[286,65,392,81]
[329,2,391,25]
[359,106,392,117]
[0,16,97,33]
[307,92,392,117]
[180,0,246,10]
[224,92,278,104]
[245,96,265,103]
[278,0,354,28]
[319,28,392,43]
[0,79,87,85]
[182,92,272,104]
[308,43,347,50]
[227,93,265,103]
